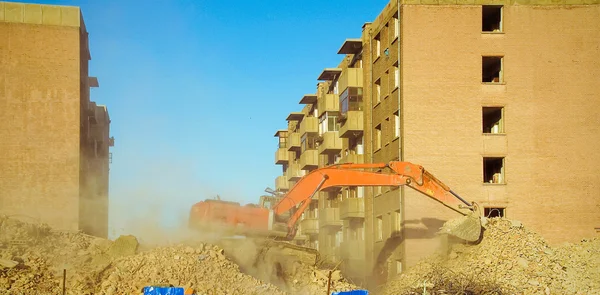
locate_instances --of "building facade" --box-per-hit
[0,2,113,238]
[275,0,600,287]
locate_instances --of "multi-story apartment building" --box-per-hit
[275,0,600,287]
[0,2,113,238]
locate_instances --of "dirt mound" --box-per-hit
[0,217,362,295]
[380,218,600,295]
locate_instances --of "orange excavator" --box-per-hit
[188,161,482,243]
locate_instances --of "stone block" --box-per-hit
[60,6,80,27]
[23,4,42,25]
[403,0,423,5]
[42,5,62,26]
[4,2,23,23]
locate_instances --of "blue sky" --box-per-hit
[18,0,388,238]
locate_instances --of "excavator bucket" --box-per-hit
[438,212,483,242]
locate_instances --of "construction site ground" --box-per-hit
[0,216,598,295]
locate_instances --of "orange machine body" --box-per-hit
[188,199,272,234]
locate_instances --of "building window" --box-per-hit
[340,87,364,114]
[393,13,399,39]
[375,124,382,150]
[483,157,505,184]
[482,6,503,33]
[319,113,339,135]
[374,79,381,104]
[396,260,402,274]
[375,33,381,58]
[394,111,400,138]
[482,56,503,83]
[483,107,504,134]
[278,134,288,148]
[377,216,383,240]
[393,64,399,89]
[484,207,505,218]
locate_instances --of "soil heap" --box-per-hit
[380,218,600,295]
[0,216,361,295]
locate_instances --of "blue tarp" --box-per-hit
[143,286,184,295]
[332,290,369,295]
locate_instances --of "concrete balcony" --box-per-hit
[339,111,364,138]
[287,162,305,181]
[275,175,289,191]
[340,239,365,260]
[300,117,318,136]
[338,68,363,93]
[340,198,365,219]
[300,217,319,235]
[288,132,301,152]
[300,149,319,170]
[275,148,289,165]
[318,132,342,155]
[318,93,340,117]
[339,153,364,165]
[319,208,343,228]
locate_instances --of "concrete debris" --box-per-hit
[380,218,600,295]
[0,217,361,295]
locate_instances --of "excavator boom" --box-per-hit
[272,161,482,242]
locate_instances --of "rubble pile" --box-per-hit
[0,217,361,295]
[380,218,600,295]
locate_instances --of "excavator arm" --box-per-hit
[272,161,482,242]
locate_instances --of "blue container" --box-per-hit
[143,286,184,295]
[332,290,369,295]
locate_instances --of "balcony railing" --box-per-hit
[300,217,319,235]
[288,132,301,152]
[340,198,365,219]
[318,93,340,117]
[300,149,319,170]
[339,153,364,165]
[300,117,319,136]
[275,175,289,191]
[275,148,289,165]
[338,68,363,94]
[319,208,342,228]
[287,162,305,181]
[339,111,364,138]
[318,132,342,155]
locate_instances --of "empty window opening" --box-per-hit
[482,6,503,32]
[484,207,505,218]
[394,111,400,138]
[375,124,382,150]
[483,157,505,184]
[375,33,381,58]
[374,79,381,104]
[393,13,399,39]
[393,64,399,88]
[396,260,403,274]
[483,107,504,133]
[482,56,503,83]
[376,216,383,240]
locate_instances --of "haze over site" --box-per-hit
[19,0,387,238]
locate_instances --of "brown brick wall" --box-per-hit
[361,0,600,284]
[0,2,110,238]
[0,21,82,230]
[400,3,600,266]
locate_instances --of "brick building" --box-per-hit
[274,0,600,286]
[0,2,113,238]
